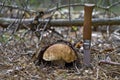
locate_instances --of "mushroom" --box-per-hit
[37,40,82,67]
[43,43,77,63]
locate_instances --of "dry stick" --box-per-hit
[0,0,7,12]
[0,2,116,15]
[83,4,95,67]
[99,60,120,66]
[47,3,117,15]
[108,1,120,9]
[0,2,36,13]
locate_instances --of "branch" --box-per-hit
[46,3,118,16]
[108,1,120,9]
[46,3,84,13]
[0,18,120,29]
[0,2,36,13]
[0,2,118,16]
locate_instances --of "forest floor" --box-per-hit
[0,27,120,80]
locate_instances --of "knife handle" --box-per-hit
[83,4,95,40]
[83,4,95,67]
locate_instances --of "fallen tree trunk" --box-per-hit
[0,18,120,28]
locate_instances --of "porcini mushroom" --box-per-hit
[37,40,81,67]
[43,43,77,63]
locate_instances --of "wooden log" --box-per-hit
[0,18,120,28]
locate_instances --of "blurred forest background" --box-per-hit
[0,0,120,13]
[0,0,120,18]
[25,0,120,14]
[31,0,120,11]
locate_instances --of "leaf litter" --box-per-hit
[0,28,120,80]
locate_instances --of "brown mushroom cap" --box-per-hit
[43,43,77,63]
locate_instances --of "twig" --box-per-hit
[0,0,7,12]
[47,3,117,15]
[99,60,120,66]
[96,67,99,79]
[49,28,64,38]
[108,1,120,9]
[74,62,80,74]
[0,2,36,13]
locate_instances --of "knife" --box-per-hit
[83,4,95,67]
